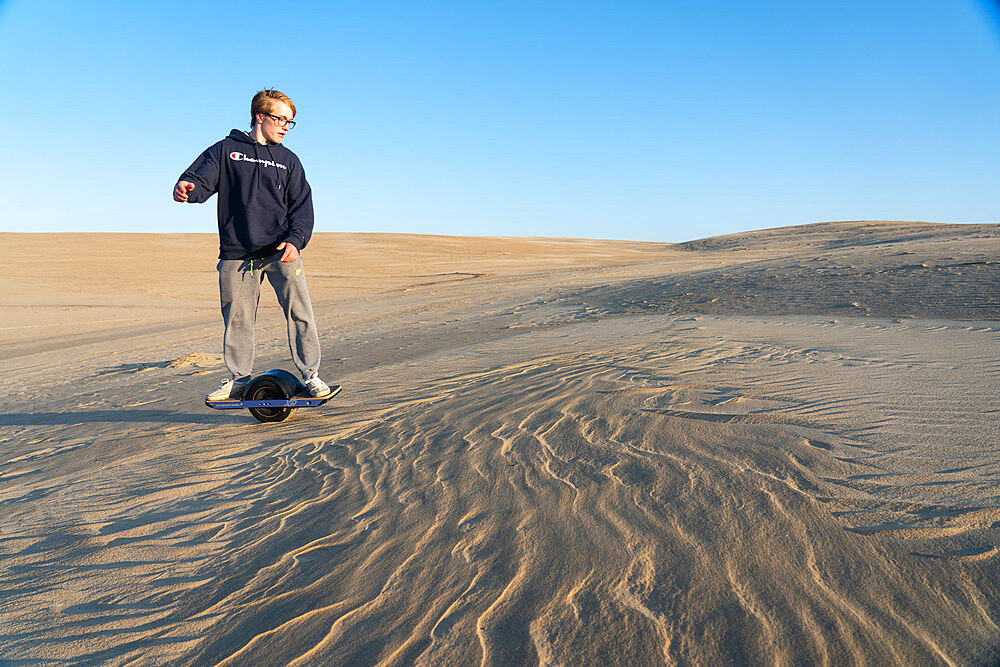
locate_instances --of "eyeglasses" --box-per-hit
[263,112,296,129]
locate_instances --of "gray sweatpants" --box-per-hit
[218,252,321,381]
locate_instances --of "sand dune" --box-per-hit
[2,222,1000,664]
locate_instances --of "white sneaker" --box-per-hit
[206,376,250,401]
[305,375,334,398]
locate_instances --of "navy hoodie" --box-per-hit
[179,130,314,259]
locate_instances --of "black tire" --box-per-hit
[245,377,296,423]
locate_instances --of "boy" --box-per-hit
[173,88,333,401]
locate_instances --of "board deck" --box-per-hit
[205,385,342,410]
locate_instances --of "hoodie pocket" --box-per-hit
[242,207,285,246]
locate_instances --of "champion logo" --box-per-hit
[228,151,288,170]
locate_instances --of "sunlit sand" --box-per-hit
[2,222,999,664]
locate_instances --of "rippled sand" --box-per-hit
[3,222,1000,664]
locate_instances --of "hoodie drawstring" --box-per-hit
[265,144,282,191]
[251,139,261,197]
[249,134,283,194]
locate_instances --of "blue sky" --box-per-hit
[1,1,999,242]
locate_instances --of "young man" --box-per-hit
[173,88,333,401]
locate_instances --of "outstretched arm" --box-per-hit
[176,142,223,203]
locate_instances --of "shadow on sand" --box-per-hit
[0,410,246,426]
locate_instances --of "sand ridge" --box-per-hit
[2,222,1000,664]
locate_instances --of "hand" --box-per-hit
[173,181,195,202]
[277,241,299,262]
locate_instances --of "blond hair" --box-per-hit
[250,89,296,128]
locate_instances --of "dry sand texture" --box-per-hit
[2,221,1000,664]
